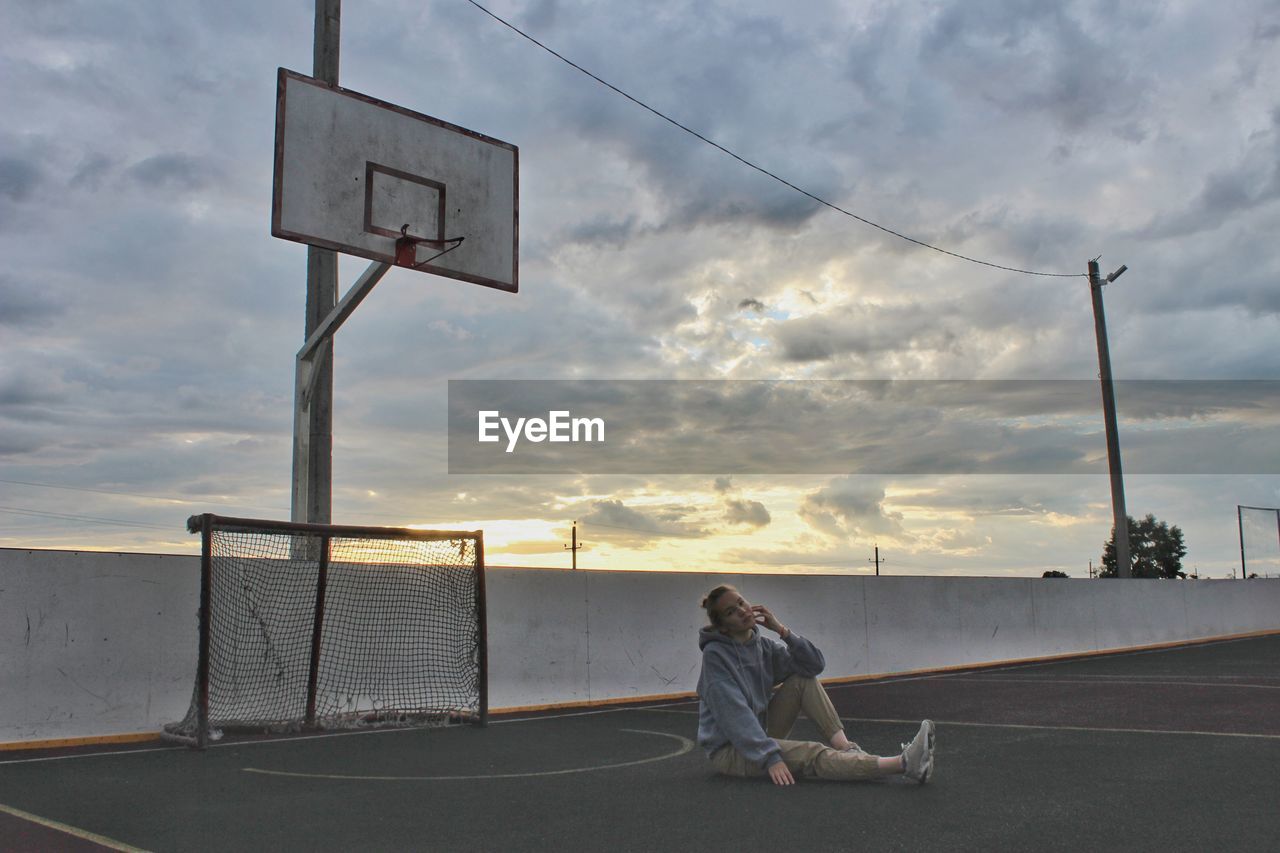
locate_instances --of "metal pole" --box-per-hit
[565,521,580,569]
[475,533,488,727]
[195,514,213,749]
[305,534,331,727]
[1089,259,1130,578]
[1237,505,1247,580]
[293,0,341,524]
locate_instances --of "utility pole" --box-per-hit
[1088,258,1131,578]
[868,544,884,576]
[1237,505,1247,581]
[292,0,341,524]
[564,521,582,570]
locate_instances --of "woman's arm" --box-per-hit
[754,604,826,678]
[701,648,784,770]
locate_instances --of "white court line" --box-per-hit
[0,703,685,768]
[837,717,1280,741]
[814,637,1278,689]
[638,707,1280,740]
[0,744,185,767]
[939,676,1280,690]
[0,727,444,767]
[929,635,1275,679]
[955,673,1279,681]
[488,701,688,725]
[0,802,149,852]
[240,728,695,781]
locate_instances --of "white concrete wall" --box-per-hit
[2,547,1278,745]
[0,549,200,743]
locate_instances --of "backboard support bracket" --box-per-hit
[292,257,391,520]
[291,238,468,519]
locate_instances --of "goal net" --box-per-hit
[164,514,486,748]
[1239,505,1280,579]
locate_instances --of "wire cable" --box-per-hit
[0,505,173,531]
[464,0,1083,279]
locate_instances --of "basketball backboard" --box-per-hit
[272,68,518,292]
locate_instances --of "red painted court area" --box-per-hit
[1,633,1277,852]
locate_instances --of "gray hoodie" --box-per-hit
[695,625,826,769]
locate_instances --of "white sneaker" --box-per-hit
[901,719,935,784]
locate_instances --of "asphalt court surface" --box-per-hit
[2,634,1277,851]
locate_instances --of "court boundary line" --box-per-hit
[239,728,694,781]
[840,716,1280,741]
[936,676,1280,690]
[0,701,691,767]
[641,707,1280,740]
[0,802,148,852]
[953,672,1279,681]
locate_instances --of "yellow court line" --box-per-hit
[0,802,150,852]
[0,732,161,752]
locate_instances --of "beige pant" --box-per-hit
[709,675,883,781]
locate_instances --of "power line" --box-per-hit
[464,0,1083,279]
[0,478,376,522]
[0,477,218,506]
[0,505,173,531]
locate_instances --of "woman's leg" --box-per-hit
[766,675,855,749]
[709,740,887,781]
[778,739,895,781]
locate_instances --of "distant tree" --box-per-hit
[1100,514,1187,578]
[1042,570,1069,578]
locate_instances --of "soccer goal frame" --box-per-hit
[165,514,487,748]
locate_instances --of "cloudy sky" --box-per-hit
[3,0,1279,578]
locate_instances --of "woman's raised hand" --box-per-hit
[751,604,788,638]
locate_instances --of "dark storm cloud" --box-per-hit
[920,0,1153,135]
[495,4,843,241]
[0,276,66,327]
[798,477,904,540]
[1135,106,1280,240]
[773,305,959,363]
[70,153,116,192]
[125,154,221,191]
[0,156,43,203]
[723,497,770,528]
[562,215,640,247]
[0,365,71,408]
[580,498,709,545]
